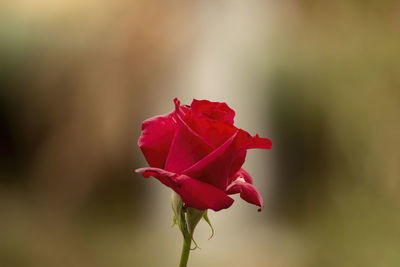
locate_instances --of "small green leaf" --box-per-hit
[203,210,215,240]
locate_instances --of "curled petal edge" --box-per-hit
[226,177,264,212]
[234,168,253,184]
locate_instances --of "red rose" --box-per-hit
[136,98,272,212]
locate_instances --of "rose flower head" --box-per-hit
[136,98,272,212]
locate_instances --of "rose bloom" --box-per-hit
[136,98,272,212]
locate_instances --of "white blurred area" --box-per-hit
[146,2,302,267]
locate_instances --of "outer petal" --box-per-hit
[135,167,234,211]
[164,100,213,173]
[183,129,271,191]
[138,112,177,168]
[137,98,191,168]
[226,177,264,211]
[183,130,245,190]
[248,134,272,149]
[228,133,272,180]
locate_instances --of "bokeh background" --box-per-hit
[1,1,399,266]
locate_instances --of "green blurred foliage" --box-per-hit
[269,1,400,266]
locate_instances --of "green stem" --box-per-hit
[179,233,192,267]
[179,209,192,267]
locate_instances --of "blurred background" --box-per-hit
[1,1,399,266]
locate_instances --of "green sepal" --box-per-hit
[185,207,205,250]
[171,192,208,250]
[185,207,205,237]
[171,192,183,232]
[171,192,219,250]
[203,210,215,240]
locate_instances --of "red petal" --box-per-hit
[226,177,264,212]
[184,129,271,191]
[135,167,234,211]
[182,130,243,190]
[184,99,237,148]
[164,122,213,173]
[228,132,272,181]
[164,100,213,173]
[248,134,272,149]
[138,112,177,168]
[137,98,192,169]
[190,99,235,124]
[186,116,237,148]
